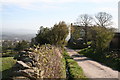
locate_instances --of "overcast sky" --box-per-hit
[1,0,119,34]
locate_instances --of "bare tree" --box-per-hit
[95,12,112,27]
[76,14,93,26]
[76,14,93,45]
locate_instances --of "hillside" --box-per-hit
[2,32,35,41]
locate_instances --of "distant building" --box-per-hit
[68,24,91,49]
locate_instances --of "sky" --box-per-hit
[1,0,120,34]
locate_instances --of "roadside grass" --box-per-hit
[61,56,67,78]
[67,59,87,79]
[0,57,16,78]
[63,52,87,80]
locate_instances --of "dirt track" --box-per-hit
[66,48,119,79]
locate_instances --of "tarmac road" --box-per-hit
[66,48,119,80]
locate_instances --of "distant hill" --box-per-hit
[2,32,36,41]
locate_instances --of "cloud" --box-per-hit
[1,0,119,9]
[85,0,118,3]
[1,0,119,13]
[0,0,66,10]
[1,0,119,14]
[1,0,34,8]
[0,4,2,12]
[96,7,118,13]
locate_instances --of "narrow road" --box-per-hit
[66,48,119,79]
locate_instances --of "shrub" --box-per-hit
[34,21,69,46]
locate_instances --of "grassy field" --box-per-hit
[0,57,16,79]
[0,57,16,72]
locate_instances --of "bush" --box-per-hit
[34,21,69,46]
[79,47,95,58]
[91,26,114,53]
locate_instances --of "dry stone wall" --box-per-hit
[9,45,66,80]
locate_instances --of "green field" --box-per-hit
[0,57,16,72]
[0,57,16,78]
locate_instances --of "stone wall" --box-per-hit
[7,45,66,80]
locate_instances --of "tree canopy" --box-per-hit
[69,12,115,50]
[14,40,30,51]
[33,21,69,46]
[91,26,114,53]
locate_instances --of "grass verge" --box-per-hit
[63,52,87,80]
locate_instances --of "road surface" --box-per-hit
[66,48,119,80]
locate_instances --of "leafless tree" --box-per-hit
[95,12,112,27]
[76,14,93,45]
[76,14,93,26]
